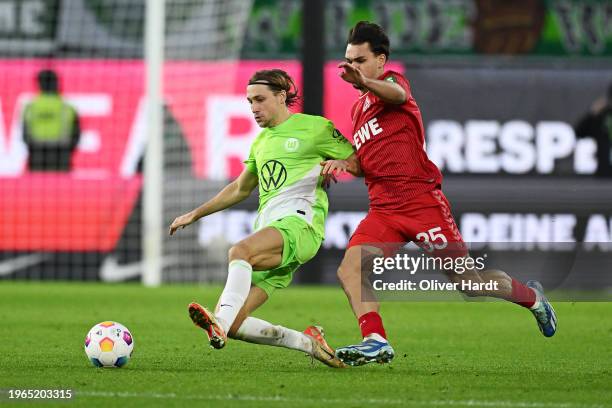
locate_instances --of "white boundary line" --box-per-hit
[76,391,607,408]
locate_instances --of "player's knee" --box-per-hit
[337,263,355,284]
[228,241,253,264]
[336,265,345,282]
[337,252,361,283]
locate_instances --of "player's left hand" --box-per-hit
[338,62,366,88]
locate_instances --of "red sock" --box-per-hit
[510,278,536,308]
[358,311,387,339]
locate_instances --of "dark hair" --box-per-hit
[37,69,59,93]
[347,21,390,59]
[248,69,300,107]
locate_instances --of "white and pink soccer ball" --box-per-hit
[84,321,134,368]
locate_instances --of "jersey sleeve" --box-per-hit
[382,71,411,101]
[244,141,258,175]
[316,119,355,160]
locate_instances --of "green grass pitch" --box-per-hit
[0,282,610,408]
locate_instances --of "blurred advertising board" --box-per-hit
[0,59,609,284]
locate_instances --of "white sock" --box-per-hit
[364,333,387,343]
[235,317,313,354]
[215,259,252,333]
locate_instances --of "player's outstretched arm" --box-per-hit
[338,62,406,105]
[362,77,406,105]
[169,169,258,235]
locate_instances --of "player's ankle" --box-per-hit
[358,311,388,339]
[364,333,387,343]
[529,292,542,310]
[510,278,537,308]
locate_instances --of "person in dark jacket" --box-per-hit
[575,83,612,178]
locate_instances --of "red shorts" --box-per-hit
[348,189,467,257]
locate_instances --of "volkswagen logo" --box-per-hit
[260,160,287,192]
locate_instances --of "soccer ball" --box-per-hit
[84,321,134,368]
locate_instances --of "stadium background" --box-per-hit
[0,0,610,289]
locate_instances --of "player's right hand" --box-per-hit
[169,212,197,236]
[321,173,338,189]
[320,160,349,176]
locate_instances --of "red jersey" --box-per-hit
[350,70,442,211]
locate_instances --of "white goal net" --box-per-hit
[0,0,254,284]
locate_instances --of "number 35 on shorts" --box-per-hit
[415,227,448,252]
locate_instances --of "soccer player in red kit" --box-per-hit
[321,21,557,366]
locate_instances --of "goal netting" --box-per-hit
[0,0,255,284]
